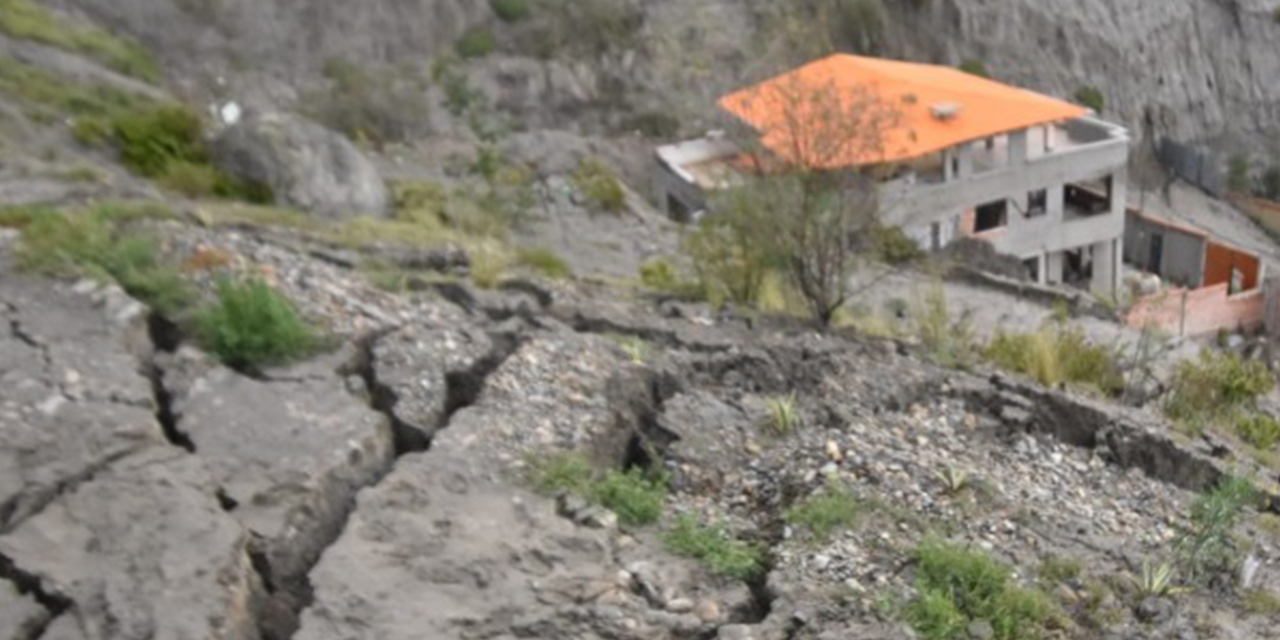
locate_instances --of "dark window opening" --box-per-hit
[975,200,1008,232]
[930,222,942,251]
[1023,257,1040,283]
[1065,175,1113,218]
[667,194,692,223]
[1148,232,1164,274]
[1027,189,1048,217]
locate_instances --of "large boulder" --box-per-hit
[211,111,388,217]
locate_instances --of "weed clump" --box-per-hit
[786,482,860,541]
[984,323,1123,395]
[0,0,159,81]
[1177,475,1257,584]
[490,0,531,22]
[572,159,626,213]
[905,540,1055,640]
[665,515,765,580]
[15,205,193,316]
[515,247,571,279]
[1165,350,1273,434]
[196,277,319,371]
[912,286,976,369]
[527,452,667,527]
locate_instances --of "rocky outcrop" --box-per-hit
[157,346,395,639]
[0,581,48,640]
[0,278,159,534]
[210,111,389,217]
[0,448,264,640]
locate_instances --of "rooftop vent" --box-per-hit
[931,102,962,121]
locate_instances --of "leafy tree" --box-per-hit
[709,72,901,325]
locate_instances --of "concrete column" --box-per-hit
[1046,252,1065,285]
[1091,238,1119,296]
[1037,253,1048,285]
[958,144,973,180]
[1010,129,1028,166]
[1047,185,1065,222]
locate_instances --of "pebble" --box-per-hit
[666,598,694,613]
[693,600,721,622]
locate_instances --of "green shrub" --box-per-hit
[984,323,1123,395]
[1177,475,1257,584]
[665,515,765,580]
[528,452,595,496]
[639,258,680,290]
[0,0,160,81]
[831,0,885,54]
[1237,414,1280,450]
[1261,164,1280,200]
[456,27,498,58]
[1229,154,1252,193]
[1166,350,1273,434]
[197,277,319,370]
[572,159,627,213]
[157,161,221,197]
[515,247,571,279]
[525,0,644,58]
[112,104,207,177]
[1074,86,1105,113]
[490,0,531,22]
[15,205,193,316]
[958,59,989,78]
[786,482,860,541]
[913,286,977,369]
[905,540,1054,640]
[621,111,681,138]
[873,223,924,265]
[591,468,667,526]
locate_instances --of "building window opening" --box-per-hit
[1027,189,1048,217]
[974,199,1008,232]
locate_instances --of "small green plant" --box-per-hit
[639,258,682,291]
[571,159,626,213]
[612,335,651,364]
[1229,154,1253,193]
[528,452,595,496]
[1237,414,1280,450]
[1037,556,1083,584]
[196,276,319,371]
[905,540,1055,640]
[1131,559,1186,597]
[665,515,765,580]
[1177,475,1257,584]
[1165,350,1273,435]
[490,0,531,22]
[1074,86,1105,113]
[786,482,860,541]
[765,393,801,435]
[958,59,989,78]
[456,27,497,58]
[0,0,160,81]
[515,247,571,279]
[591,468,667,526]
[1243,588,1280,616]
[913,285,976,369]
[933,466,971,496]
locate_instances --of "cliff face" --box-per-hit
[881,0,1280,153]
[51,0,1280,152]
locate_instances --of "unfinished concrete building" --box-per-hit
[655,54,1131,295]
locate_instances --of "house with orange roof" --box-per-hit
[654,54,1131,296]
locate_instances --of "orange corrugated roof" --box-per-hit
[719,54,1088,169]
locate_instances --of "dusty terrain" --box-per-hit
[5,1,1280,640]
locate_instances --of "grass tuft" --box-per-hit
[592,468,667,526]
[786,481,860,541]
[984,323,1123,395]
[515,247,571,279]
[572,158,626,213]
[665,515,766,580]
[196,276,319,371]
[905,540,1055,640]
[0,0,160,81]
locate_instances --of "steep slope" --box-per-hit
[46,0,1280,154]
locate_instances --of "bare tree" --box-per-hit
[708,71,902,325]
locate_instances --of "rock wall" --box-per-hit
[50,0,1280,152]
